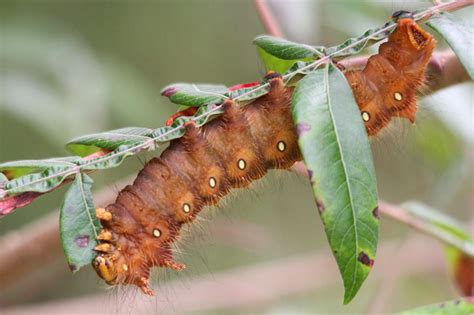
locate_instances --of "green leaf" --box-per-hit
[398,298,474,315]
[257,47,312,74]
[0,173,7,182]
[427,12,474,79]
[0,157,80,179]
[60,173,100,272]
[401,201,473,248]
[4,165,77,195]
[326,21,395,58]
[66,127,154,156]
[292,62,379,304]
[254,35,324,60]
[161,83,229,107]
[400,202,474,296]
[229,83,270,101]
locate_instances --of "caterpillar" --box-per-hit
[345,16,436,135]
[92,17,435,295]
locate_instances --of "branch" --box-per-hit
[254,0,283,37]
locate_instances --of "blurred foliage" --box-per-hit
[0,0,472,313]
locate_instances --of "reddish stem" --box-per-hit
[254,0,284,37]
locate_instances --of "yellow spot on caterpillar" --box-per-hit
[122,264,129,271]
[183,203,191,213]
[277,141,286,152]
[394,92,403,101]
[362,111,371,122]
[209,177,216,188]
[153,229,161,238]
[237,159,246,170]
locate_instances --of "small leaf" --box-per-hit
[229,82,270,101]
[400,202,474,296]
[292,62,379,304]
[4,165,77,195]
[257,46,313,75]
[66,127,154,156]
[427,12,474,79]
[60,173,100,272]
[161,83,229,107]
[254,35,324,60]
[0,157,80,179]
[398,298,474,315]
[77,145,141,171]
[326,21,395,58]
[401,201,474,256]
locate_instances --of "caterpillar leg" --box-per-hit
[162,260,186,271]
[138,277,154,296]
[96,207,112,221]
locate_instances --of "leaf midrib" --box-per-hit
[323,63,359,297]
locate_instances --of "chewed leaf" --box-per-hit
[399,298,474,315]
[326,21,395,58]
[292,62,379,304]
[60,173,101,272]
[254,35,324,60]
[0,157,80,180]
[161,83,229,107]
[427,12,474,79]
[66,127,154,156]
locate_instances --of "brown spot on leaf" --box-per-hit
[316,199,325,213]
[372,206,379,219]
[296,122,311,136]
[69,264,77,272]
[74,235,90,248]
[161,87,177,97]
[358,251,374,267]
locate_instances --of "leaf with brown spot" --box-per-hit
[60,173,101,273]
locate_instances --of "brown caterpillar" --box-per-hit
[345,17,436,135]
[92,18,435,295]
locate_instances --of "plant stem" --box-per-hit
[254,0,283,37]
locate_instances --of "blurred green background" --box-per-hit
[0,0,472,314]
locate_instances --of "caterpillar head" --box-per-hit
[392,18,435,51]
[93,254,117,285]
[92,241,155,295]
